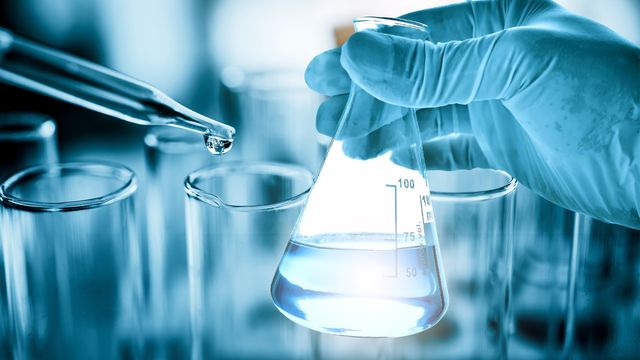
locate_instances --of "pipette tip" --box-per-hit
[204,132,234,155]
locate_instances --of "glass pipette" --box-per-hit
[0,27,235,154]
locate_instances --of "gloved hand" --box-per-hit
[305,0,640,229]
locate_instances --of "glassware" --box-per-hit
[185,162,314,359]
[568,216,640,358]
[509,187,577,358]
[0,112,58,181]
[427,169,517,358]
[509,187,640,358]
[0,112,59,359]
[270,16,447,338]
[309,169,517,359]
[0,27,235,154]
[235,70,324,172]
[0,162,142,359]
[142,127,218,358]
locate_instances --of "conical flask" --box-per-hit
[271,16,448,338]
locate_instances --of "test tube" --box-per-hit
[184,162,314,359]
[142,127,217,358]
[0,162,142,359]
[0,112,58,359]
[509,188,640,358]
[234,71,324,173]
[509,187,579,357]
[569,216,640,358]
[310,169,517,359]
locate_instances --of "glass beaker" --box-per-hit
[427,169,517,358]
[0,112,59,359]
[142,127,218,358]
[271,16,448,338]
[0,162,142,359]
[184,162,314,359]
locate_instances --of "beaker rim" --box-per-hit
[353,16,430,32]
[0,112,56,141]
[428,169,518,202]
[184,161,313,212]
[0,161,137,212]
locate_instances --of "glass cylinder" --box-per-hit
[569,215,640,358]
[308,168,517,359]
[509,187,640,358]
[234,70,324,173]
[0,112,59,359]
[509,187,577,358]
[427,169,517,358]
[185,162,314,359]
[142,127,217,358]
[0,162,142,359]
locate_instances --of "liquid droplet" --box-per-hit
[204,132,233,155]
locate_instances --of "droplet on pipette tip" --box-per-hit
[204,132,233,155]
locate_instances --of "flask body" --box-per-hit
[271,16,448,338]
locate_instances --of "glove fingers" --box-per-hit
[341,118,412,160]
[317,90,410,139]
[316,95,347,137]
[305,47,351,97]
[411,134,490,171]
[339,121,490,171]
[320,97,475,153]
[417,105,472,141]
[304,1,526,97]
[341,29,525,109]
[402,0,558,42]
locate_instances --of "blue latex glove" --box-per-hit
[305,0,640,229]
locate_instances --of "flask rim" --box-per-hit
[353,16,430,33]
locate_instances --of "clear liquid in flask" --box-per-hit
[271,231,447,338]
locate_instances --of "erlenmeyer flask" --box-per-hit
[271,16,448,338]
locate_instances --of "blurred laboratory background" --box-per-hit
[1,0,639,359]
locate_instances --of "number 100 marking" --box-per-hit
[398,178,414,189]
